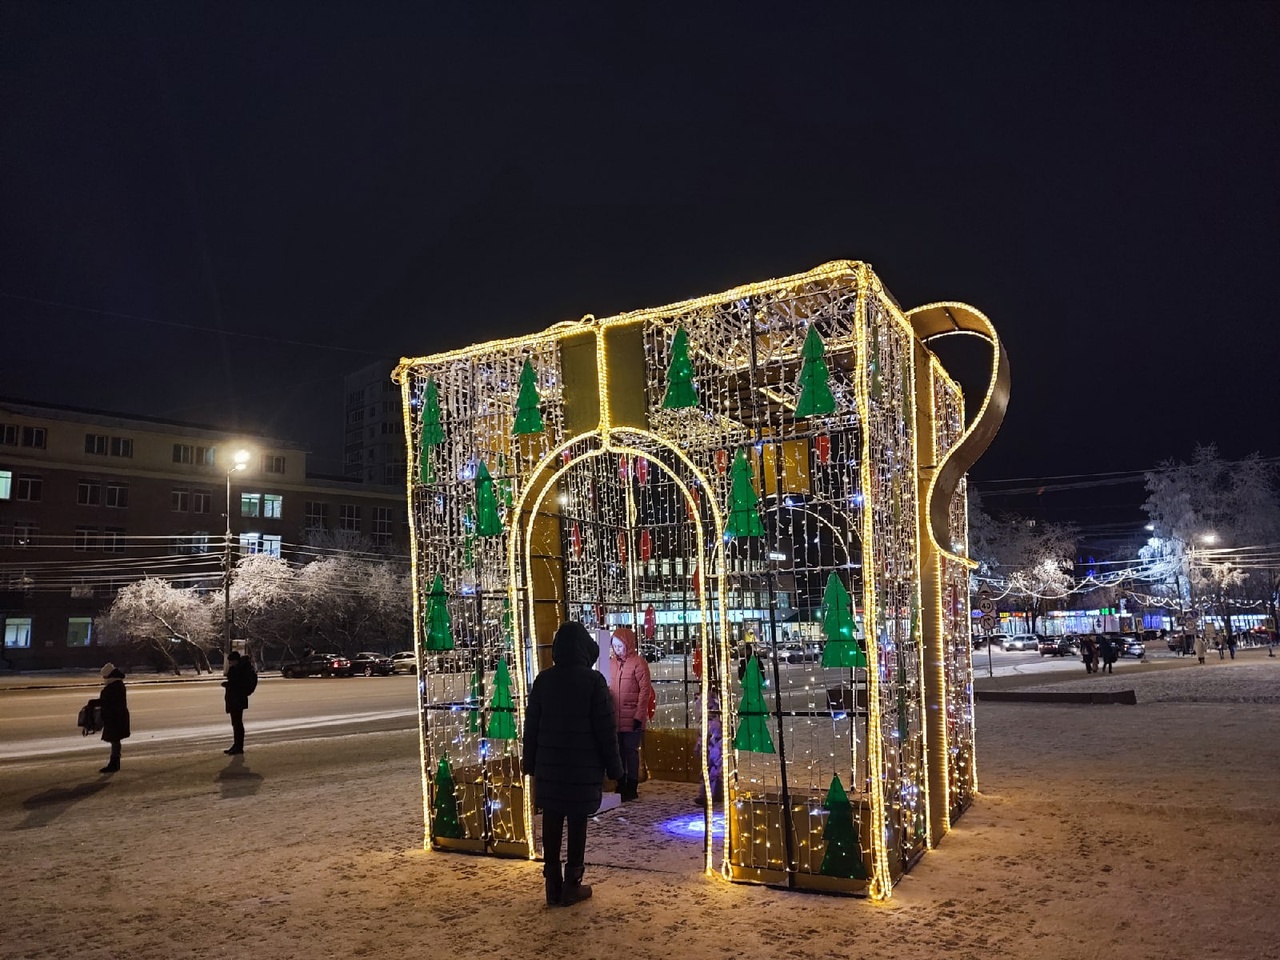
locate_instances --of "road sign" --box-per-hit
[979,614,996,631]
[978,597,995,615]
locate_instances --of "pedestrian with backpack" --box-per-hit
[96,663,130,774]
[222,651,258,755]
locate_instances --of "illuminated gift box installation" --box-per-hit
[393,260,1008,898]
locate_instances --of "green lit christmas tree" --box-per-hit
[732,655,774,753]
[467,667,485,734]
[794,325,836,417]
[819,774,866,879]
[724,449,764,538]
[819,573,866,668]
[432,755,465,840]
[418,378,444,484]
[475,461,503,536]
[512,358,544,435]
[661,326,698,409]
[487,659,517,740]
[423,574,454,652]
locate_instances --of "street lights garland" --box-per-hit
[224,448,251,659]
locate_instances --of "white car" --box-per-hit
[390,651,418,675]
[1002,635,1038,652]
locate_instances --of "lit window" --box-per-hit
[241,493,262,518]
[105,483,129,508]
[263,494,283,519]
[0,470,11,500]
[4,617,33,648]
[238,532,282,558]
[67,617,93,647]
[77,481,101,506]
[172,488,190,512]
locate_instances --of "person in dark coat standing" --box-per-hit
[522,621,623,908]
[96,663,130,774]
[1079,635,1097,674]
[221,651,257,755]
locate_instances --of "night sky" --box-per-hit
[4,3,1277,543]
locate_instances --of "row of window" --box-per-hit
[2,425,289,474]
[1,424,48,449]
[2,616,94,648]
[71,527,129,552]
[85,433,134,458]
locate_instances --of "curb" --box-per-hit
[976,689,1138,705]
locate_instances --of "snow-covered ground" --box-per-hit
[3,656,1278,959]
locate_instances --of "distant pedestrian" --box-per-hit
[1194,634,1208,665]
[522,621,624,907]
[221,651,258,755]
[1079,635,1097,673]
[95,663,130,774]
[1099,636,1118,674]
[1215,637,1225,660]
[608,626,653,802]
[1268,630,1276,658]
[1226,634,1237,660]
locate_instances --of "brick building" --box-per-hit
[0,398,408,669]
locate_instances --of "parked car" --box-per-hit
[1003,634,1039,652]
[281,653,351,678]
[348,652,395,676]
[1039,636,1081,658]
[390,651,418,674]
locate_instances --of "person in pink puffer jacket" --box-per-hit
[607,626,653,801]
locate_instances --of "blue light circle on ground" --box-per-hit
[657,812,726,840]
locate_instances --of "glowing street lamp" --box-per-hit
[224,448,251,659]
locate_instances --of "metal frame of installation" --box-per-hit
[392,260,1008,899]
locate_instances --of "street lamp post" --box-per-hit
[224,449,251,660]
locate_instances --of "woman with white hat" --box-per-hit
[96,663,130,773]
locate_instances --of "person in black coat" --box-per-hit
[522,621,623,908]
[96,663,130,774]
[221,651,257,755]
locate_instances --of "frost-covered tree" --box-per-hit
[229,554,302,662]
[1142,445,1280,637]
[976,513,1077,633]
[96,578,220,674]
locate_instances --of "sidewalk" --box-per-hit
[0,667,226,692]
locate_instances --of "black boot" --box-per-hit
[561,866,592,906]
[619,773,640,803]
[99,759,119,774]
[543,861,562,907]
